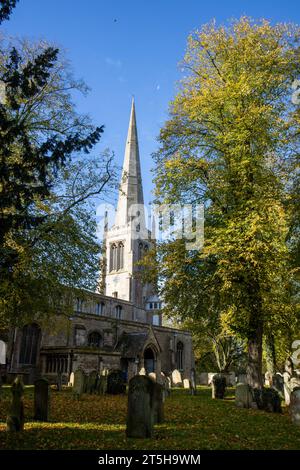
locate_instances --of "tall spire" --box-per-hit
[114,98,145,227]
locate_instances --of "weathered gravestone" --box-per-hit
[6,376,24,432]
[235,383,254,408]
[126,375,155,438]
[199,372,208,385]
[34,378,50,421]
[97,369,108,395]
[212,374,226,399]
[152,382,164,424]
[68,372,75,387]
[272,373,284,398]
[73,369,85,399]
[253,387,282,413]
[290,388,300,426]
[183,378,190,389]
[107,370,126,395]
[148,372,156,382]
[171,369,182,387]
[87,370,98,394]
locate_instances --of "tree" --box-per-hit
[0,38,119,327]
[0,38,103,277]
[0,149,118,328]
[0,0,18,23]
[153,17,300,388]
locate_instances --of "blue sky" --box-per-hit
[3,0,300,207]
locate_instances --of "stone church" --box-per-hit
[2,99,194,386]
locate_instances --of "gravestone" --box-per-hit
[152,382,164,424]
[6,376,24,432]
[290,389,300,426]
[148,372,156,382]
[264,371,273,387]
[225,372,235,386]
[56,371,62,391]
[235,383,254,408]
[34,378,50,421]
[183,378,190,389]
[98,370,108,395]
[171,369,182,386]
[68,372,75,387]
[126,375,155,438]
[83,372,89,393]
[272,373,284,398]
[253,387,282,413]
[87,370,98,394]
[199,372,208,385]
[107,370,126,395]
[212,374,226,399]
[73,369,84,399]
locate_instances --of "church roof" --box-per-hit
[116,331,148,358]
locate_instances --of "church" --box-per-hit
[3,100,194,386]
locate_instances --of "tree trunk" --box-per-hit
[265,334,276,376]
[247,323,263,389]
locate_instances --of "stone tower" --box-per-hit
[102,99,154,312]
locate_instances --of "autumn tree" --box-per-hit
[0,38,119,327]
[153,17,300,388]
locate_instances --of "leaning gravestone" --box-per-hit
[34,378,50,421]
[212,374,226,399]
[126,375,155,438]
[6,376,24,432]
[290,388,300,426]
[235,383,254,408]
[107,370,126,395]
[152,382,164,424]
[73,369,84,399]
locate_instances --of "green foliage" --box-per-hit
[0,37,119,327]
[0,0,18,24]
[151,17,300,385]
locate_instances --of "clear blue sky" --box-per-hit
[3,0,300,207]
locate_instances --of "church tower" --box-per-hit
[102,99,154,314]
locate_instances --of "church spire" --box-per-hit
[114,98,145,227]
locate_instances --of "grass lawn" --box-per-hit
[0,385,300,450]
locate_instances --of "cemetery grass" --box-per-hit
[0,386,300,450]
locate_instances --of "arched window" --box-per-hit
[0,340,7,365]
[115,305,122,320]
[118,242,124,270]
[138,242,143,261]
[176,341,184,371]
[110,243,118,271]
[88,331,102,348]
[19,324,41,365]
[96,302,105,315]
